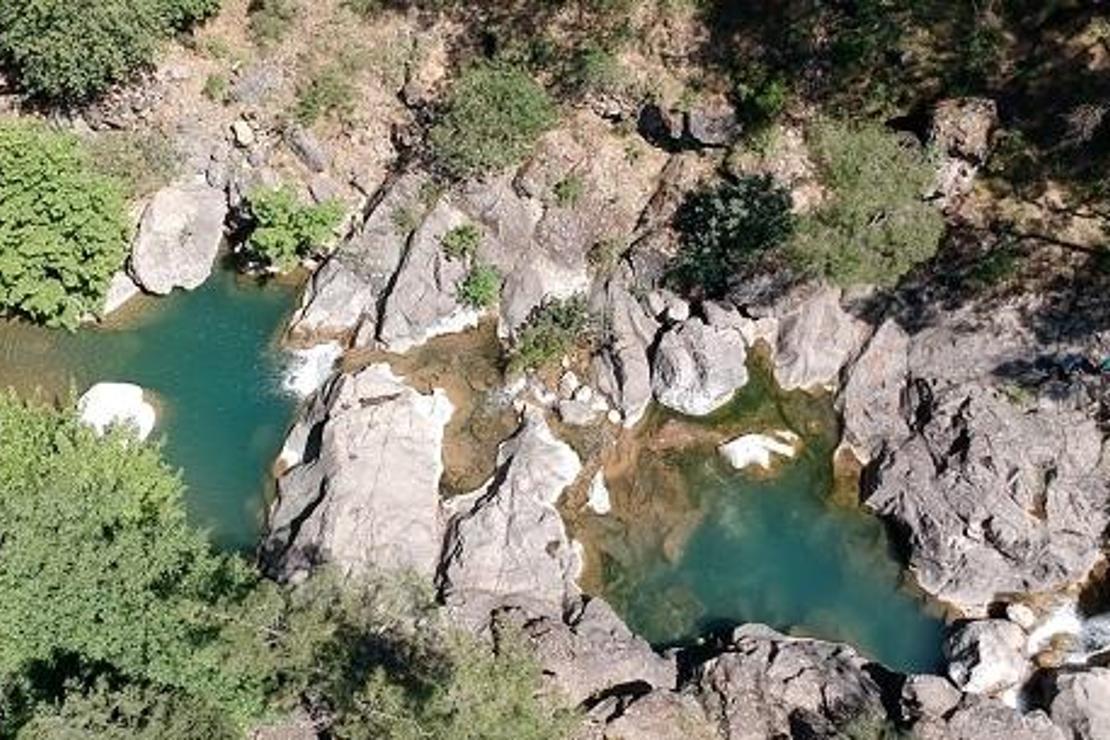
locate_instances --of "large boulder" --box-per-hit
[438,410,582,624]
[928,97,998,208]
[592,266,661,427]
[690,625,888,740]
[494,597,676,706]
[129,184,227,294]
[944,620,1029,696]
[903,682,1064,740]
[772,284,870,391]
[651,316,748,416]
[262,364,452,582]
[288,171,424,343]
[585,691,717,740]
[1048,668,1110,740]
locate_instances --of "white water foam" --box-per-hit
[282,342,342,398]
[1025,602,1110,665]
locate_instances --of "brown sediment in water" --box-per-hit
[343,320,521,496]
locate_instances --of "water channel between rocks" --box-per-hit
[0,274,946,672]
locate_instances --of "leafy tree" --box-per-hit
[458,264,501,309]
[429,63,557,178]
[0,121,129,329]
[0,0,219,100]
[789,120,944,288]
[245,186,343,271]
[0,395,278,730]
[671,174,794,298]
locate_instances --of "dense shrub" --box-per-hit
[789,120,944,288]
[509,296,593,371]
[0,0,219,100]
[429,63,557,178]
[458,263,501,309]
[294,65,355,125]
[441,223,482,260]
[671,174,794,298]
[245,186,343,271]
[248,0,299,46]
[0,122,129,328]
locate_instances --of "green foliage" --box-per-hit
[789,120,944,288]
[0,122,129,328]
[441,224,482,260]
[203,72,229,102]
[566,43,625,95]
[553,174,585,207]
[248,0,299,46]
[86,129,180,199]
[587,237,623,273]
[671,174,794,298]
[343,0,384,17]
[733,63,790,131]
[509,296,593,372]
[458,264,501,309]
[429,63,557,178]
[0,395,276,730]
[0,0,219,100]
[295,65,356,125]
[245,186,343,271]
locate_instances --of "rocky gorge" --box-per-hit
[3,5,1110,736]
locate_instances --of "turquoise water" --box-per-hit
[0,269,300,550]
[581,365,947,674]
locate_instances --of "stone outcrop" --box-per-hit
[592,264,661,427]
[651,315,748,416]
[902,676,1064,740]
[438,410,582,623]
[772,284,870,391]
[690,625,888,740]
[585,691,717,740]
[1048,668,1110,740]
[841,299,1110,616]
[129,184,227,294]
[929,97,998,208]
[263,364,452,582]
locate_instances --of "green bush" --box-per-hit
[0,0,219,100]
[248,0,299,46]
[458,263,501,309]
[553,174,585,207]
[294,65,356,125]
[245,186,343,271]
[509,296,592,372]
[429,63,557,178]
[441,223,482,260]
[789,120,944,288]
[0,122,129,329]
[671,174,794,298]
[203,72,229,102]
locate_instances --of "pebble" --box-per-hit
[231,119,255,147]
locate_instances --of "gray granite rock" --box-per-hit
[945,620,1029,695]
[129,185,227,294]
[652,317,748,416]
[1049,668,1110,740]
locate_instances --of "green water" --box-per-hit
[584,364,947,674]
[0,269,300,550]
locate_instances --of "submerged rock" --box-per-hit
[438,410,582,624]
[77,383,156,441]
[263,364,452,581]
[651,316,748,416]
[129,184,227,295]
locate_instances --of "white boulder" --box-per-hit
[78,383,156,441]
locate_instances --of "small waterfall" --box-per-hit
[282,342,342,398]
[1025,603,1110,665]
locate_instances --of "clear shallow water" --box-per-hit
[0,269,300,550]
[577,362,947,674]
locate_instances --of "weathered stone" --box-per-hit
[285,125,329,172]
[101,270,142,316]
[691,625,888,740]
[77,383,156,441]
[929,97,998,207]
[586,691,715,740]
[945,620,1029,695]
[439,411,582,623]
[263,364,452,582]
[686,100,739,147]
[592,265,660,427]
[1049,668,1110,740]
[652,317,748,416]
[916,694,1064,740]
[772,284,869,391]
[838,319,911,462]
[495,597,675,706]
[129,185,227,295]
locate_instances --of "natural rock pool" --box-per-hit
[0,268,300,550]
[570,360,947,674]
[0,280,946,671]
